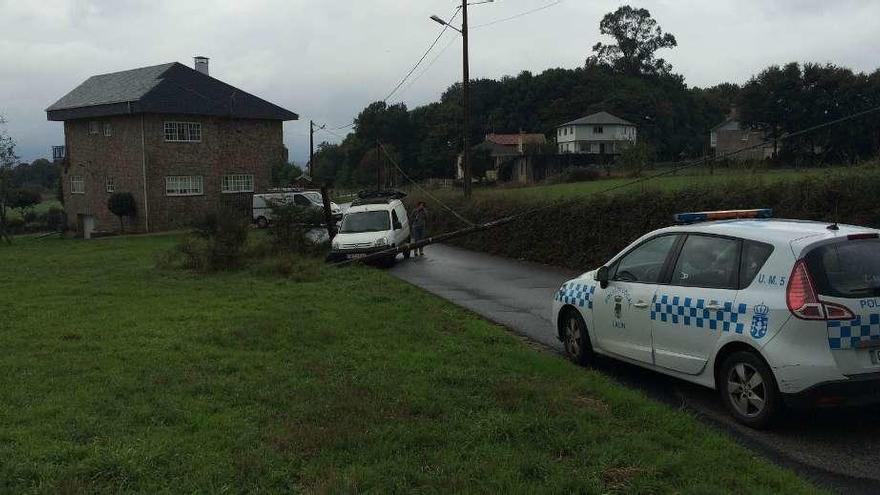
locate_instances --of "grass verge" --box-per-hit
[0,236,816,493]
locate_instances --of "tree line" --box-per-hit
[311,5,880,188]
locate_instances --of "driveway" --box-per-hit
[390,244,880,494]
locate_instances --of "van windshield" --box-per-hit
[806,238,880,298]
[303,192,323,204]
[340,211,390,233]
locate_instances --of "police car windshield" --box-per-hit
[807,239,880,298]
[340,211,390,233]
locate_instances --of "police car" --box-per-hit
[552,209,880,428]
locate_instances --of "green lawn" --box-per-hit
[4,198,62,220]
[0,236,816,493]
[459,166,857,202]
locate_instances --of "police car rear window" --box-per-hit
[806,239,880,298]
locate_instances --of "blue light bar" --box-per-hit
[674,209,773,224]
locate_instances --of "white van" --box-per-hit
[330,191,410,264]
[253,190,341,228]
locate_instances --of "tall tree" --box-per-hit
[586,6,678,76]
[0,115,18,243]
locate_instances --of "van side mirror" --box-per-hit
[595,266,610,289]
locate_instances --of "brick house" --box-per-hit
[463,133,548,183]
[710,107,774,161]
[46,57,298,235]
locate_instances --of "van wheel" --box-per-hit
[256,216,269,229]
[561,309,593,366]
[719,351,781,429]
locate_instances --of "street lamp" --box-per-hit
[430,0,493,198]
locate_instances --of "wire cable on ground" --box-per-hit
[334,104,880,266]
[380,143,476,227]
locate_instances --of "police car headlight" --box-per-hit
[374,237,387,247]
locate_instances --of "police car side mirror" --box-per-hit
[595,266,610,289]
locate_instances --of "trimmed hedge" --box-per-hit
[409,170,880,270]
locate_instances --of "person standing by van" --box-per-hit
[411,201,428,256]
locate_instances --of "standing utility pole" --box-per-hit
[309,120,315,177]
[376,139,382,191]
[431,1,493,198]
[309,120,325,178]
[460,0,472,198]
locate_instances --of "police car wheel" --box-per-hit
[719,351,781,429]
[256,216,269,229]
[561,309,593,366]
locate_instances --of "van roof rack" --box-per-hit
[674,209,773,224]
[352,190,407,206]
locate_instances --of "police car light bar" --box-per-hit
[674,209,773,224]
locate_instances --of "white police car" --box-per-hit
[552,209,880,428]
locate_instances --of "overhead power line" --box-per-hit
[383,6,462,103]
[471,0,563,29]
[336,103,880,266]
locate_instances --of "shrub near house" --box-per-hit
[45,58,298,235]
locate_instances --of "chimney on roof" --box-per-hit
[194,56,209,76]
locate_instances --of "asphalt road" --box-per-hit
[390,244,880,494]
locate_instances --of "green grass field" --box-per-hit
[4,198,62,221]
[416,166,858,203]
[0,236,816,493]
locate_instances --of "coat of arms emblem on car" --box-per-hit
[750,303,770,339]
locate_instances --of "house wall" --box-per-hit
[715,127,773,161]
[61,114,284,233]
[62,115,147,233]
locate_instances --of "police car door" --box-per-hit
[593,234,680,364]
[652,234,743,375]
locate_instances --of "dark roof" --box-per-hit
[559,111,634,127]
[46,62,298,121]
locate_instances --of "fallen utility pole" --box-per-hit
[332,215,516,267]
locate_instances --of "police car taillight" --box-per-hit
[786,259,854,321]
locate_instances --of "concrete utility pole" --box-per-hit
[309,120,325,178]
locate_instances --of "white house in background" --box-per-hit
[556,111,637,155]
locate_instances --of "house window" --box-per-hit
[88,122,99,135]
[593,126,604,134]
[590,143,600,154]
[164,122,202,142]
[70,176,85,194]
[221,174,254,193]
[165,176,204,196]
[105,177,115,193]
[103,122,112,137]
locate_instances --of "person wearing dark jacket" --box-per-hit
[411,201,427,256]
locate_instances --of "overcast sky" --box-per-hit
[2,0,878,164]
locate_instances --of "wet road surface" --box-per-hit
[390,244,880,494]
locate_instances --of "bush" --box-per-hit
[410,170,880,270]
[544,167,600,185]
[11,187,41,212]
[107,192,137,232]
[161,211,250,272]
[266,203,326,255]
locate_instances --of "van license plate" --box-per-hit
[348,253,367,260]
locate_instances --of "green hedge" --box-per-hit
[409,169,880,270]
